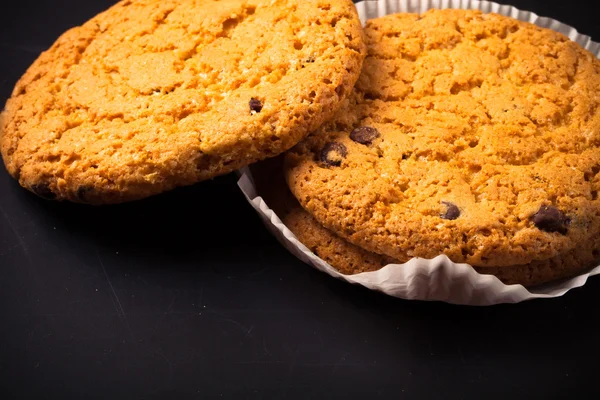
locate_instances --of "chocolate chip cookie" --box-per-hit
[257,156,598,286]
[285,10,600,273]
[0,0,365,204]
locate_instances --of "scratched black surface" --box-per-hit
[1,0,600,398]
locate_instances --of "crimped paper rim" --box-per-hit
[236,0,600,305]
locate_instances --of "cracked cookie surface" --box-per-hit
[285,9,600,270]
[0,0,365,204]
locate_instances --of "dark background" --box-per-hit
[1,0,599,398]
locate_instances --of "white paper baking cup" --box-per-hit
[237,0,600,305]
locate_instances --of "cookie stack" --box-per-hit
[1,1,599,287]
[262,9,600,287]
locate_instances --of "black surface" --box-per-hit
[1,1,600,398]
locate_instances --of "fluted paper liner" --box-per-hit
[237,0,600,305]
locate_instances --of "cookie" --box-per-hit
[0,0,365,204]
[285,10,600,273]
[257,157,598,286]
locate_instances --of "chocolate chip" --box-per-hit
[31,183,56,200]
[532,205,570,234]
[441,201,460,220]
[76,186,94,202]
[350,126,380,145]
[249,98,262,114]
[301,56,315,68]
[320,142,347,166]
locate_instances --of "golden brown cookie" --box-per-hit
[255,157,597,287]
[285,10,600,273]
[0,0,365,204]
